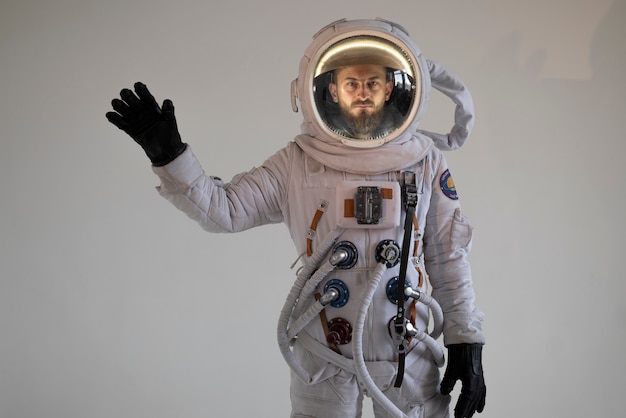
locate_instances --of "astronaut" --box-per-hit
[106,18,486,418]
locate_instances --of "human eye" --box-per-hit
[344,81,357,91]
[367,80,381,90]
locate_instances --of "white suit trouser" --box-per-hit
[289,333,450,418]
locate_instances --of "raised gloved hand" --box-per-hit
[106,82,186,166]
[440,343,486,418]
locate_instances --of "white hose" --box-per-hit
[352,275,447,417]
[287,300,324,340]
[278,229,445,411]
[405,288,444,341]
[405,324,445,368]
[422,294,444,340]
[417,59,475,151]
[291,259,338,319]
[352,263,407,418]
[277,228,345,383]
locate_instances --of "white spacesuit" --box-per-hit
[107,17,485,418]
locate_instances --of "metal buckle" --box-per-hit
[354,186,383,225]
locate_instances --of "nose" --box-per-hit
[356,83,368,99]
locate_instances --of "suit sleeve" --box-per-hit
[150,144,291,233]
[423,153,485,346]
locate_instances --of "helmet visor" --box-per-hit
[312,35,417,144]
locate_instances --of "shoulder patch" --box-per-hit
[440,169,458,200]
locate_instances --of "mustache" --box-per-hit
[351,100,375,107]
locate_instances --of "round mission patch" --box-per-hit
[440,169,458,200]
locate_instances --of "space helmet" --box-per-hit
[292,18,476,151]
[291,18,431,148]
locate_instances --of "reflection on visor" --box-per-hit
[313,35,417,142]
[314,36,415,78]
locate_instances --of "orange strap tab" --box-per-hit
[343,199,355,218]
[306,202,327,256]
[315,293,340,354]
[381,187,393,199]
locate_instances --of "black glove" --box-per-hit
[106,82,186,166]
[441,343,486,418]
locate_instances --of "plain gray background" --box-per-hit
[1,0,624,417]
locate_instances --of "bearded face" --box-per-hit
[329,64,393,139]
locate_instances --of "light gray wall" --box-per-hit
[1,0,624,417]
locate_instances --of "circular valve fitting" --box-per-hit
[326,317,353,345]
[323,279,350,308]
[376,239,401,268]
[331,241,358,269]
[386,276,412,304]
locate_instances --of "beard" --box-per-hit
[340,100,385,138]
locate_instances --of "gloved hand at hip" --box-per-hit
[440,343,486,418]
[106,82,186,166]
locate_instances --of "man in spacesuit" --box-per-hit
[106,18,486,418]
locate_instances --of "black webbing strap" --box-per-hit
[394,172,418,388]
